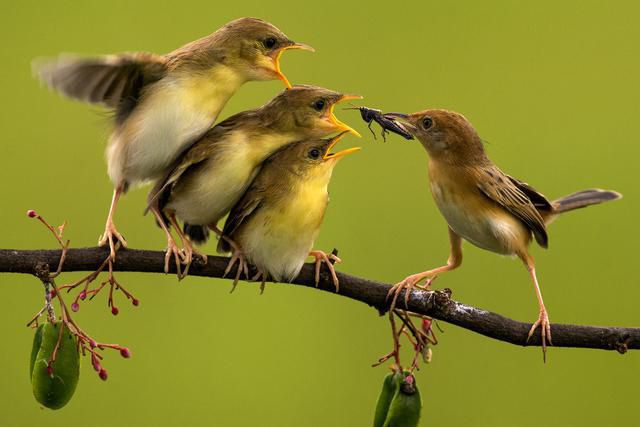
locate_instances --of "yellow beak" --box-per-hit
[328,94,363,137]
[323,131,361,161]
[272,42,315,89]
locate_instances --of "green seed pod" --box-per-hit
[374,371,402,427]
[30,322,80,409]
[383,372,422,427]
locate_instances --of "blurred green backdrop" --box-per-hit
[1,1,639,426]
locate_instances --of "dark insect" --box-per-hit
[345,106,414,141]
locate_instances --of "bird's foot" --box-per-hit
[98,221,127,261]
[224,249,250,293]
[181,240,208,278]
[387,273,437,310]
[309,250,342,292]
[164,237,186,279]
[250,270,268,294]
[527,308,553,361]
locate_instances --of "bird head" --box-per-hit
[275,132,360,181]
[211,17,313,87]
[385,109,488,165]
[261,85,362,138]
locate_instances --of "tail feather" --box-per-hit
[183,223,209,245]
[552,189,622,214]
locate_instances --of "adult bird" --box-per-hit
[219,132,359,292]
[147,85,361,277]
[385,109,621,358]
[34,17,313,260]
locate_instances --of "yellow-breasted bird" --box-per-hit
[385,109,621,358]
[34,17,313,260]
[147,85,361,277]
[218,132,360,292]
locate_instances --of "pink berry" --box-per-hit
[111,306,119,316]
[89,340,97,349]
[99,368,108,381]
[79,291,87,300]
[405,375,415,385]
[27,210,37,218]
[119,348,131,358]
[132,299,140,306]
[71,302,80,312]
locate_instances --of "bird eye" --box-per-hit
[422,117,434,129]
[308,148,322,159]
[312,99,326,111]
[263,37,277,49]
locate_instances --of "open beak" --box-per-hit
[271,42,315,89]
[382,112,418,136]
[327,94,364,137]
[323,131,361,161]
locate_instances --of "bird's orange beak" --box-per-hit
[323,131,361,161]
[271,42,315,88]
[326,94,363,137]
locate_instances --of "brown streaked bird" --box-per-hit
[218,132,359,292]
[147,85,361,277]
[34,17,313,260]
[385,109,621,358]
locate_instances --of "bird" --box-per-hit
[218,132,360,292]
[146,85,361,277]
[384,109,621,358]
[33,17,313,260]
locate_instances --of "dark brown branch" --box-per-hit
[1,247,637,353]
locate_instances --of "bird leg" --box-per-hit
[309,250,342,291]
[98,186,128,260]
[522,254,552,361]
[150,207,185,278]
[167,213,207,278]
[209,224,251,288]
[388,228,462,309]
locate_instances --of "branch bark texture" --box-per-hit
[1,247,637,353]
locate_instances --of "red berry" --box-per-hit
[79,291,87,300]
[47,364,54,376]
[98,368,108,381]
[132,299,140,306]
[119,348,131,358]
[71,302,80,312]
[111,306,119,316]
[27,210,37,218]
[89,340,98,349]
[405,375,415,385]
[49,289,57,298]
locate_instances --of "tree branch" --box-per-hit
[1,247,637,353]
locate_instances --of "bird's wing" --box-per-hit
[217,179,268,253]
[33,53,168,109]
[477,167,549,248]
[506,175,554,213]
[145,135,218,212]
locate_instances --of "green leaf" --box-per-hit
[30,321,80,409]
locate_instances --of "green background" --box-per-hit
[1,1,638,426]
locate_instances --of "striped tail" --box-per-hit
[552,189,622,214]
[183,223,209,245]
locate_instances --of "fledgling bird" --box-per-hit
[385,109,621,358]
[34,17,313,260]
[147,85,361,277]
[218,132,359,292]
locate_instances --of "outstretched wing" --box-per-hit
[477,167,549,248]
[34,53,168,117]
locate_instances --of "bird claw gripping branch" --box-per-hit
[26,210,133,381]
